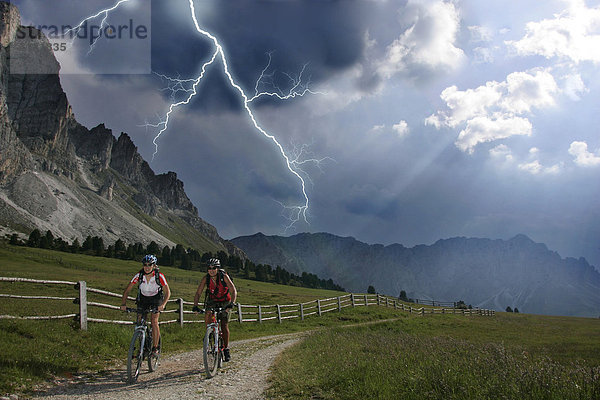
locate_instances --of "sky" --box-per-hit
[11,0,600,268]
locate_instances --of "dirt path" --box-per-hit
[34,333,306,400]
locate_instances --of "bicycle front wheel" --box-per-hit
[148,334,161,372]
[127,330,144,383]
[203,327,219,378]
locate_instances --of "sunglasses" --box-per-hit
[143,263,154,267]
[207,266,218,270]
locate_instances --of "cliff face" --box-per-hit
[0,2,244,257]
[232,232,600,317]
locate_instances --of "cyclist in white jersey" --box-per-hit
[120,255,171,356]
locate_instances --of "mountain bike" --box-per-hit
[125,307,161,383]
[194,304,233,378]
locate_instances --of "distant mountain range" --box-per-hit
[0,2,242,257]
[232,232,600,317]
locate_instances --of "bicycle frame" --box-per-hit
[132,309,153,352]
[126,307,159,383]
[137,313,151,348]
[202,306,227,378]
[207,312,222,355]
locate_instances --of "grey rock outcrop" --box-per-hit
[0,2,244,257]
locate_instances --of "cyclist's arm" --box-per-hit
[224,273,237,304]
[158,283,170,312]
[120,281,136,311]
[193,276,207,308]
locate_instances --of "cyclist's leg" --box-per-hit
[219,307,231,361]
[220,317,230,348]
[151,311,160,349]
[204,297,217,326]
[204,310,213,325]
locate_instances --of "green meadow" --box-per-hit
[1,243,599,399]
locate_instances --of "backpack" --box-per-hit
[205,268,231,302]
[136,267,164,299]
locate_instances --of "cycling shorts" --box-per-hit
[137,293,162,313]
[205,298,231,321]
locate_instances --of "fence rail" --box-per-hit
[0,276,495,330]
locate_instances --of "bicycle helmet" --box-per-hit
[207,258,220,267]
[142,254,157,265]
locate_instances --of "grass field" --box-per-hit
[2,243,599,398]
[0,243,381,395]
[268,315,600,399]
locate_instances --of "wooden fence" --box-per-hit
[0,277,495,330]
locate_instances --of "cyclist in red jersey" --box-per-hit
[193,258,237,361]
[121,255,171,356]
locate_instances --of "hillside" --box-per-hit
[0,2,242,256]
[232,232,600,317]
[1,244,599,398]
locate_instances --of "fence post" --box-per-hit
[317,300,322,316]
[351,294,355,307]
[337,296,342,312]
[237,303,243,323]
[258,305,262,323]
[277,304,282,324]
[178,298,184,327]
[300,303,304,320]
[364,294,368,306]
[78,281,87,331]
[377,295,381,306]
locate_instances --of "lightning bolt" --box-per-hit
[63,0,132,54]
[146,0,327,229]
[65,0,328,230]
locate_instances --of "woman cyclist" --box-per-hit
[120,254,171,356]
[193,258,237,361]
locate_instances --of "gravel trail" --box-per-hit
[34,333,306,400]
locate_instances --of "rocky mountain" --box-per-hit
[0,2,243,257]
[232,232,600,317]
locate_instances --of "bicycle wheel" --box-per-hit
[127,330,145,383]
[148,334,161,372]
[203,327,219,378]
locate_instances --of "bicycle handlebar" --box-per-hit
[192,303,237,313]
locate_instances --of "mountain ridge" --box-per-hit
[232,231,600,317]
[0,2,244,258]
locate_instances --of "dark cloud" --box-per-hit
[147,0,376,110]
[200,1,370,83]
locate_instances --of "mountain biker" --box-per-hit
[193,258,237,362]
[120,254,171,356]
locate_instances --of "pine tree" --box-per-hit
[161,246,172,266]
[70,238,81,253]
[27,229,42,248]
[9,233,20,245]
